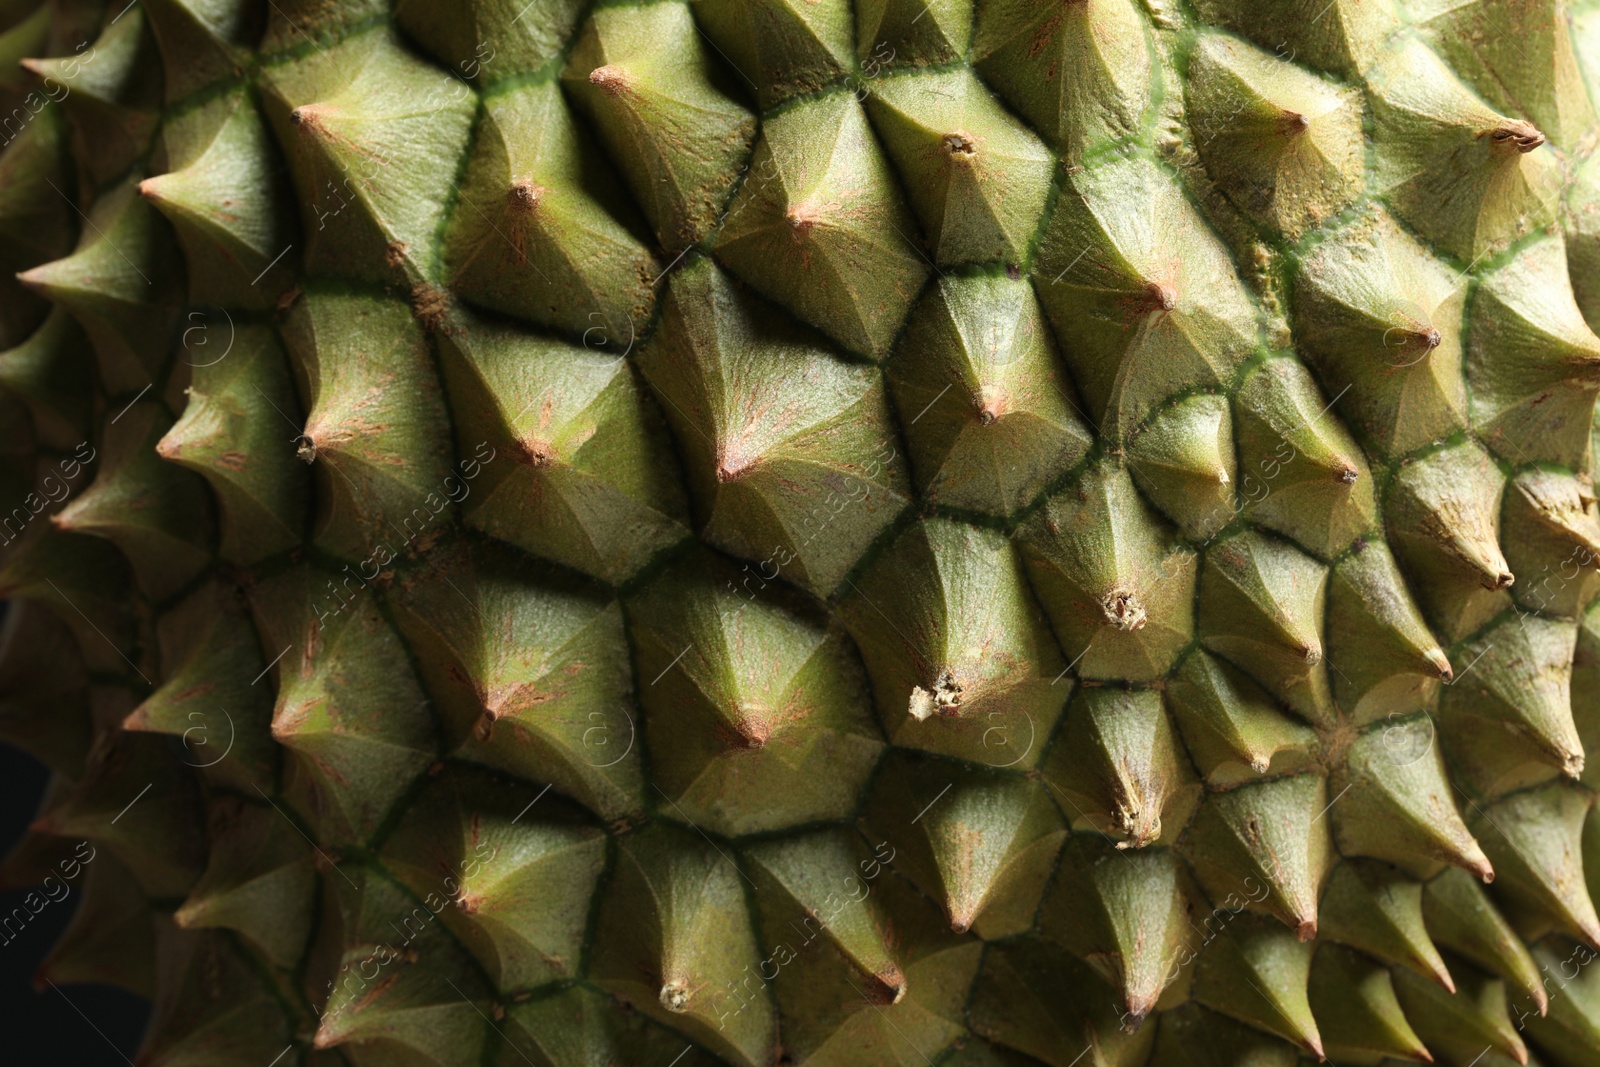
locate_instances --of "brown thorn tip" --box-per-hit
[786,203,822,238]
[944,132,977,157]
[1336,466,1359,485]
[515,438,554,469]
[136,177,160,200]
[1143,281,1177,312]
[508,182,544,213]
[659,978,691,1013]
[588,65,630,96]
[867,966,907,1005]
[294,434,317,464]
[1490,571,1515,590]
[1425,648,1452,681]
[1101,589,1147,632]
[1296,919,1317,942]
[732,714,770,750]
[1488,120,1546,153]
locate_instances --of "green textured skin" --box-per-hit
[3,0,1600,1065]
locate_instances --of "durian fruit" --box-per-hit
[9,0,1600,1064]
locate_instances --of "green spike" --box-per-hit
[1412,0,1596,151]
[380,764,607,991]
[1425,865,1551,1019]
[1166,650,1318,787]
[249,564,439,844]
[0,525,138,676]
[279,288,452,564]
[1182,772,1332,940]
[262,29,477,284]
[1042,687,1199,849]
[1393,960,1528,1067]
[1367,36,1563,263]
[140,0,260,100]
[1016,460,1198,682]
[140,91,297,307]
[1292,205,1469,457]
[588,824,775,1067]
[744,831,910,1014]
[137,926,296,1067]
[34,850,155,997]
[1385,439,1514,643]
[123,582,276,792]
[157,323,308,565]
[1033,154,1258,441]
[15,175,183,394]
[864,67,1053,267]
[1190,0,1397,79]
[172,797,316,968]
[563,1,756,248]
[692,0,854,109]
[1148,1003,1301,1067]
[743,830,979,1062]
[21,8,161,185]
[1198,529,1336,727]
[1470,783,1600,950]
[436,306,687,585]
[639,257,909,595]
[1309,942,1432,1063]
[1326,539,1453,723]
[1320,859,1455,993]
[1192,913,1325,1059]
[0,104,74,343]
[394,0,585,82]
[443,79,659,341]
[0,598,91,778]
[970,0,1153,160]
[54,401,213,600]
[504,985,728,1067]
[885,272,1093,515]
[866,753,1064,936]
[1125,393,1238,543]
[32,733,205,898]
[1232,356,1377,559]
[1523,937,1600,1067]
[713,91,931,360]
[1501,468,1600,619]
[387,539,646,825]
[1438,616,1584,787]
[629,548,885,836]
[1466,234,1600,471]
[969,936,1158,1067]
[855,0,970,67]
[839,516,1068,769]
[1186,30,1364,240]
[0,308,94,452]
[1039,836,1193,1028]
[312,867,494,1062]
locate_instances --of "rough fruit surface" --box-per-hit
[4,0,1600,1065]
